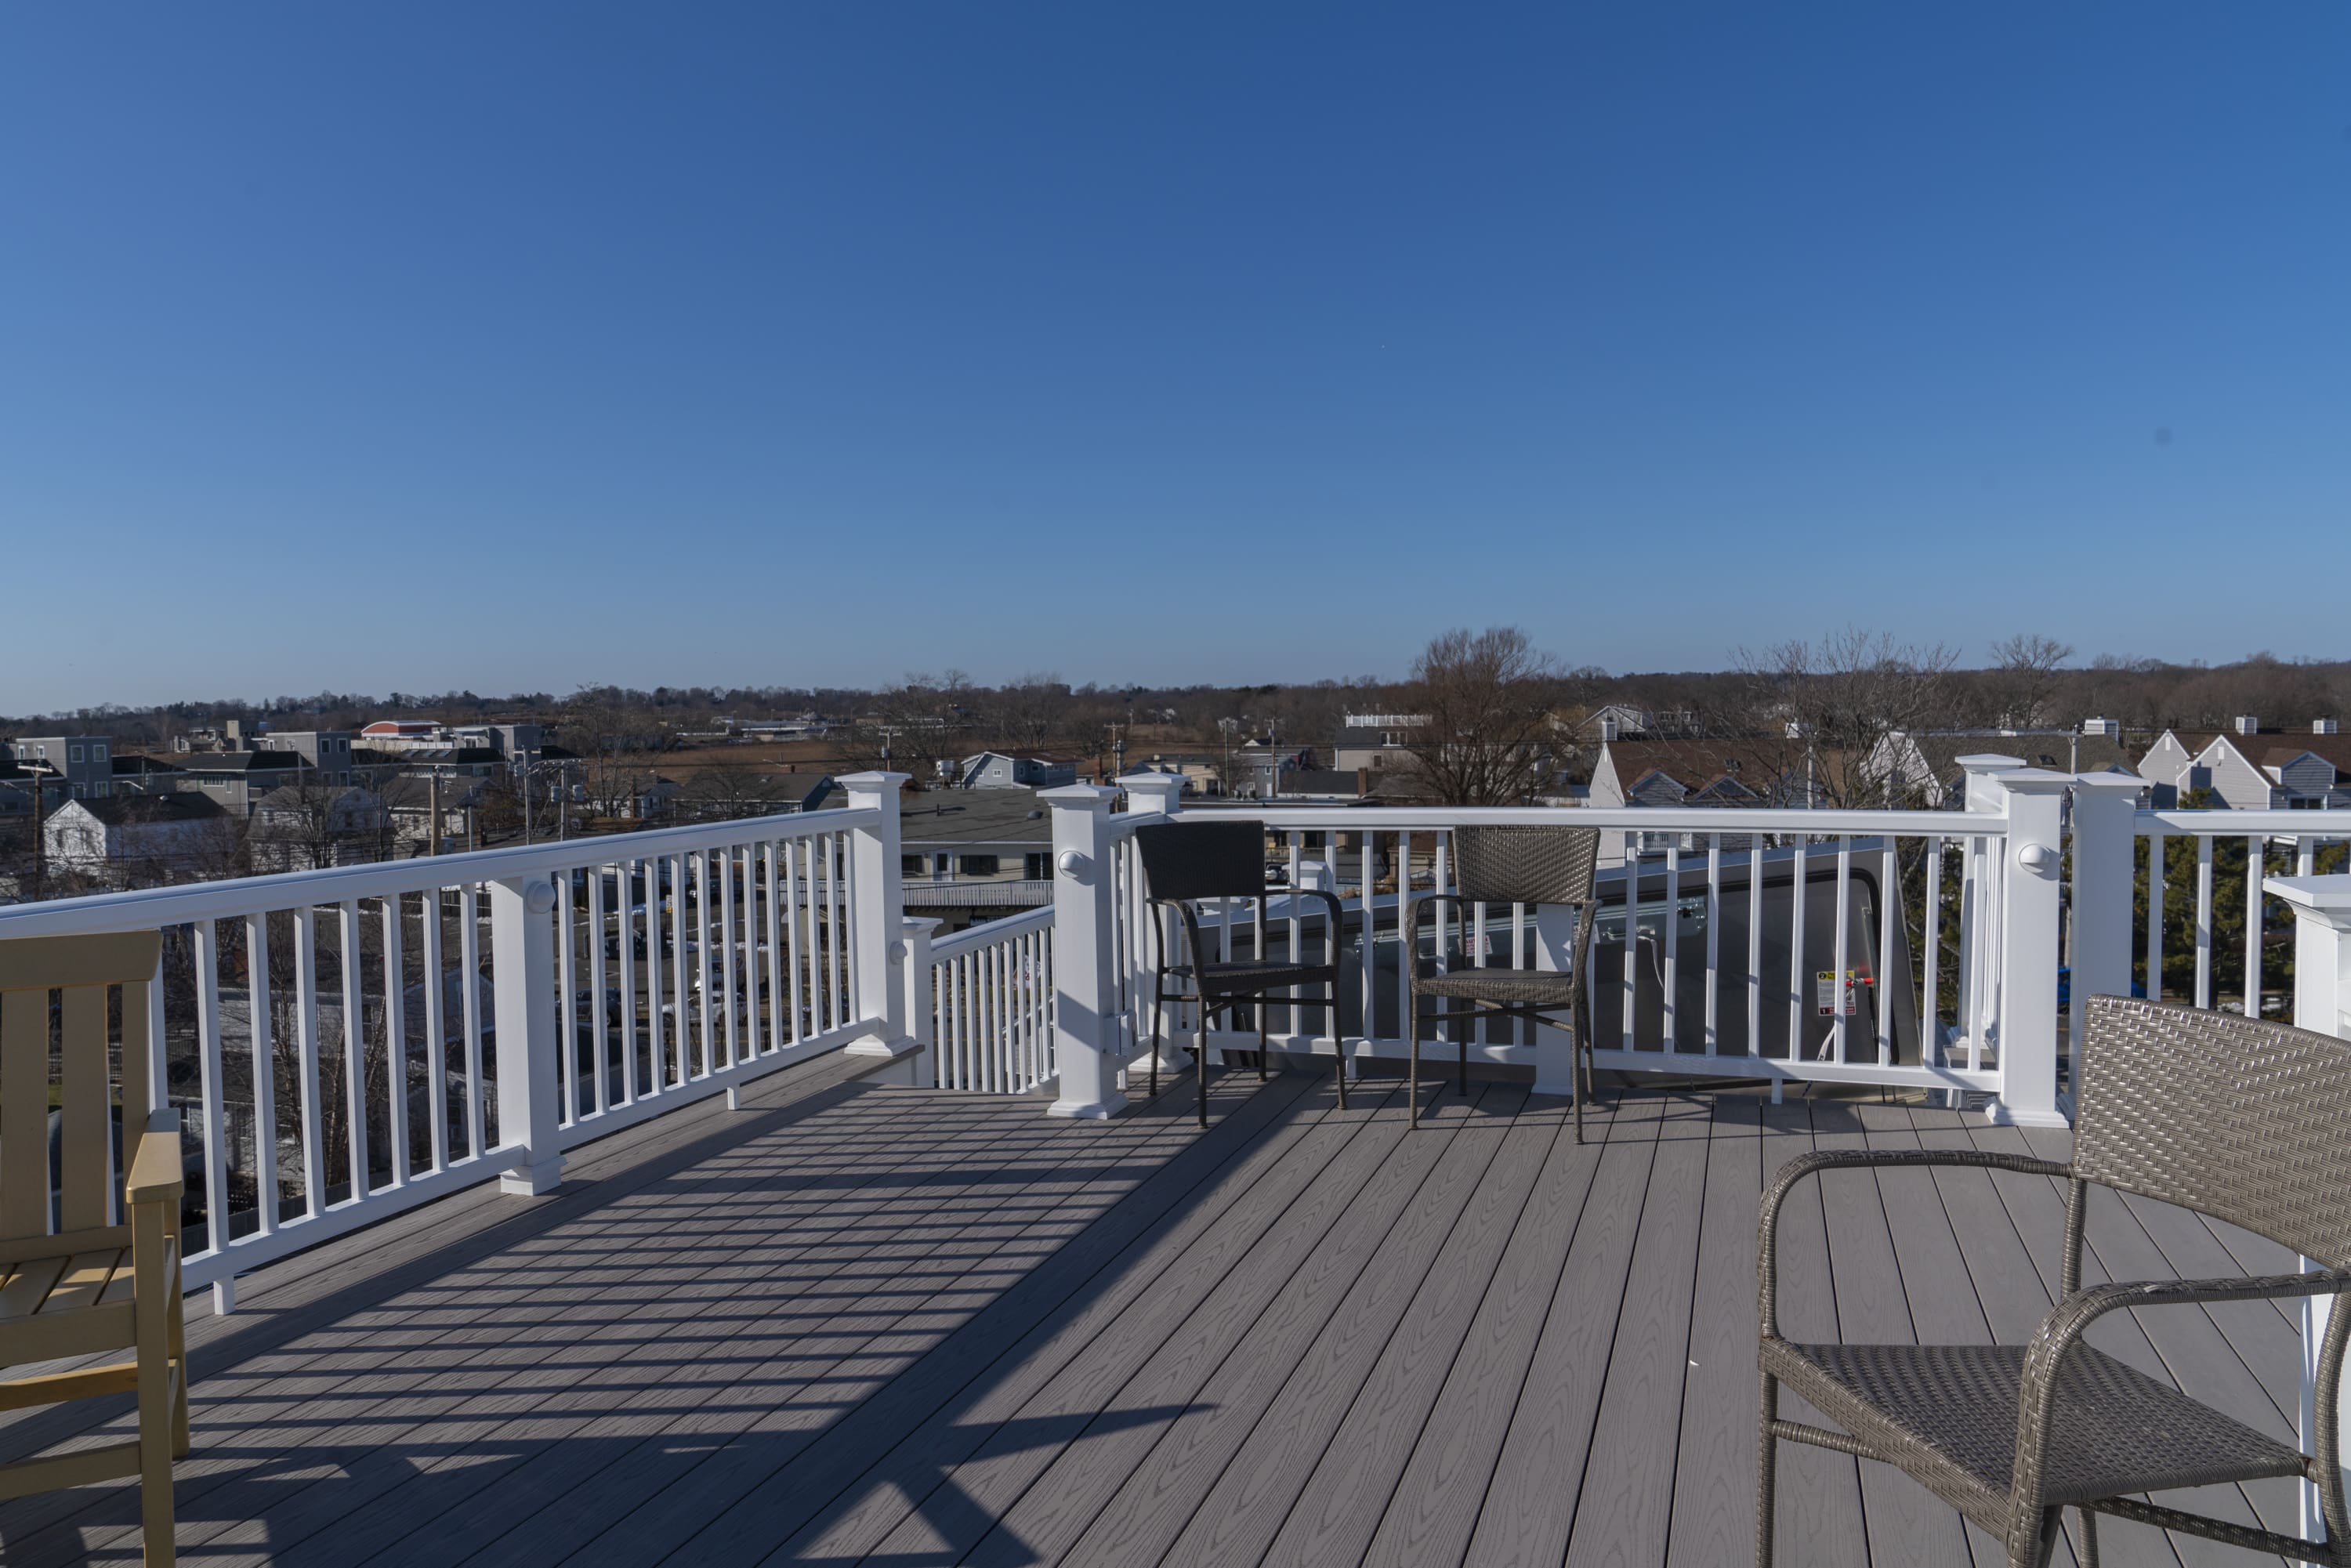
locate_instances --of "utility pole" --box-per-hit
[427,772,440,856]
[28,770,45,900]
[520,760,532,846]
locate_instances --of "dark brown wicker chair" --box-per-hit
[1401,825,1602,1139]
[1133,820,1346,1128]
[1758,995,2351,1567]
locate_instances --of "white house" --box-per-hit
[2138,718,2351,809]
[42,795,233,879]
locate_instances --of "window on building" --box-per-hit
[901,854,926,876]
[1024,853,1050,880]
[958,855,1001,878]
[68,747,83,762]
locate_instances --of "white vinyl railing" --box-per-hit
[1063,762,2073,1125]
[0,777,913,1307]
[2128,808,2351,1017]
[925,907,1055,1093]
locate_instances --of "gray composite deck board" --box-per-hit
[1461,1086,1667,1566]
[0,1074,2306,1567]
[1358,1092,1609,1568]
[542,1068,1320,1567]
[1665,1094,1762,1568]
[1562,1092,1712,1567]
[1757,1095,1872,1568]
[207,1094,1085,1568]
[1254,1085,1549,1568]
[875,1077,1434,1566]
[315,1081,1223,1568]
[1809,1096,1977,1566]
[752,1074,1367,1566]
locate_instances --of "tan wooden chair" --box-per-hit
[0,930,187,1564]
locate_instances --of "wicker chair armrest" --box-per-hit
[2006,1267,2351,1544]
[1143,895,1209,978]
[1759,1150,2070,1338]
[126,1110,184,1206]
[1400,889,1466,932]
[1291,888,1345,971]
[1400,890,1472,980]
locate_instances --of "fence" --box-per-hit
[1033,761,2072,1126]
[0,773,911,1307]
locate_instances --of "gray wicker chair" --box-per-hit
[1758,995,2351,1567]
[1133,820,1346,1129]
[1401,825,1601,1139]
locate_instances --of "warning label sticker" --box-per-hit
[1815,970,1871,1016]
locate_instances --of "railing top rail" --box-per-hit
[1176,803,2005,835]
[2135,808,2351,835]
[929,904,1055,960]
[0,803,884,939]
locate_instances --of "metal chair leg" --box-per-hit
[1755,1371,1779,1567]
[1150,973,1166,1100]
[1574,1037,1585,1146]
[2076,1508,2099,1567]
[1458,1033,1469,1096]
[1334,1006,1348,1110]
[1197,995,1211,1129]
[1407,999,1419,1128]
[1255,1003,1267,1081]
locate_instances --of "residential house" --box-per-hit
[1864,722,2138,809]
[2138,718,2351,809]
[249,784,389,871]
[41,794,234,881]
[953,752,1075,790]
[1578,704,1656,743]
[256,730,360,784]
[1331,715,1425,773]
[379,773,487,855]
[899,790,1059,931]
[355,744,507,785]
[165,750,308,815]
[109,753,187,795]
[1588,736,1785,857]
[5,737,114,800]
[1125,755,1219,795]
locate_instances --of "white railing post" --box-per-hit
[489,874,565,1194]
[899,914,942,1088]
[1983,768,2070,1128]
[1041,784,1128,1120]
[1955,755,2026,1068]
[1119,774,1185,820]
[840,771,913,1062]
[1531,903,1581,1098]
[1117,773,1187,1076]
[2266,872,2351,1545]
[2067,772,2143,1103]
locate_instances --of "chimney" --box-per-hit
[2317,719,2340,736]
[2081,717,2120,738]
[2233,715,2260,736]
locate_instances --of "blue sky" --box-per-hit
[3,4,2346,712]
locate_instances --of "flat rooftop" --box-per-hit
[0,1059,2302,1566]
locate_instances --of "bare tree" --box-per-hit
[1396,627,1563,806]
[560,686,672,820]
[1983,633,2076,730]
[1729,628,1962,807]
